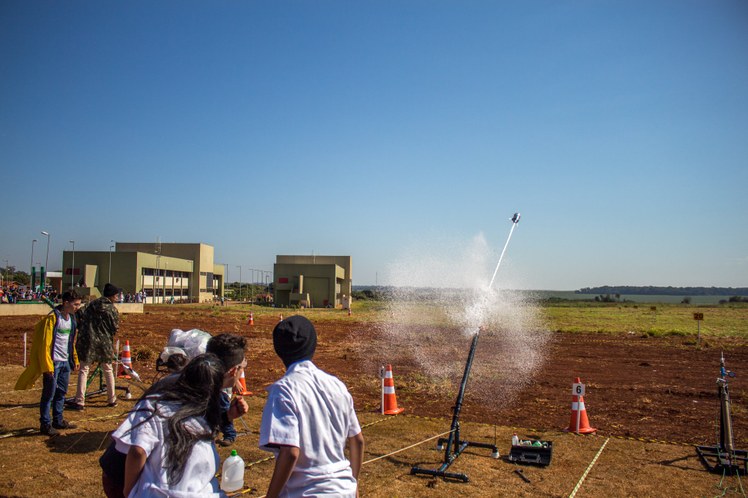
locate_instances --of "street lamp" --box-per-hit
[30,239,37,286]
[69,240,75,288]
[40,231,50,288]
[108,242,114,283]
[236,265,242,302]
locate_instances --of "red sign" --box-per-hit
[65,268,80,275]
[278,277,289,284]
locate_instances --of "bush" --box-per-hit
[133,346,157,362]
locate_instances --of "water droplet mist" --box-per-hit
[366,230,551,417]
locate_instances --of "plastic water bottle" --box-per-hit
[221,449,244,492]
[511,434,519,446]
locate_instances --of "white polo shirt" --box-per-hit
[259,360,362,497]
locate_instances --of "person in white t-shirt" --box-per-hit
[259,315,365,498]
[112,353,229,497]
[15,289,83,436]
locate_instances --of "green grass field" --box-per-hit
[147,300,748,338]
[540,302,748,337]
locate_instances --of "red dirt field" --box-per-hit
[0,305,746,497]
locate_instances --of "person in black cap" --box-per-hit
[259,315,364,497]
[72,283,122,410]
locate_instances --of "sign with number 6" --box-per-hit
[572,382,585,396]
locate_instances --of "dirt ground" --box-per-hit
[0,305,746,497]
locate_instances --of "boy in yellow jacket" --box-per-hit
[16,290,83,436]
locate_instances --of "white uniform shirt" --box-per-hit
[52,314,72,362]
[112,397,225,498]
[259,360,362,497]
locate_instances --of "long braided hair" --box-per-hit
[131,352,226,485]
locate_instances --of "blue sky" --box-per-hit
[1,1,747,289]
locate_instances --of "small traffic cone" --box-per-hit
[236,369,252,396]
[248,312,254,326]
[565,377,596,434]
[348,307,352,316]
[118,340,133,379]
[381,364,404,415]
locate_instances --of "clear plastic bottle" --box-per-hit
[221,449,245,492]
[511,433,519,446]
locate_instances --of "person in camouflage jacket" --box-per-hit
[72,283,121,409]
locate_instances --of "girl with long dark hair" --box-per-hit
[111,353,227,497]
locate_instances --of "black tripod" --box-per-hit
[410,333,500,482]
[696,354,747,475]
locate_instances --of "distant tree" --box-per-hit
[681,297,692,304]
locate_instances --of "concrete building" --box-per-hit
[61,242,225,303]
[273,255,351,308]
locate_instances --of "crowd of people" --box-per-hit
[120,291,147,303]
[0,285,58,303]
[14,283,364,498]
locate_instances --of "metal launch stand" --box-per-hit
[410,213,520,483]
[410,333,499,482]
[695,354,747,475]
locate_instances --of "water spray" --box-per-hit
[410,212,521,482]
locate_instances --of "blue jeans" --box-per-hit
[219,391,236,441]
[40,361,71,427]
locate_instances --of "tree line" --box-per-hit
[576,286,748,296]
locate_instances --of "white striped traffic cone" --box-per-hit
[236,369,252,396]
[381,364,404,415]
[118,340,133,379]
[565,377,596,434]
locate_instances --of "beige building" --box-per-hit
[273,255,352,308]
[62,242,225,303]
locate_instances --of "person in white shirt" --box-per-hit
[259,315,365,498]
[112,353,231,497]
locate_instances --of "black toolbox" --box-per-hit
[508,440,553,466]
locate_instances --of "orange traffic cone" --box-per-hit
[248,312,254,326]
[236,369,252,396]
[381,364,404,415]
[118,340,133,378]
[565,377,596,434]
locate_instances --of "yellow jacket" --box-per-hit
[15,309,79,390]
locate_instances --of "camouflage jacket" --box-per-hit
[76,297,119,363]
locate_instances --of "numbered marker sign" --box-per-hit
[572,382,585,397]
[693,312,704,321]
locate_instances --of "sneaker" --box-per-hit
[67,403,85,411]
[40,424,59,436]
[52,420,77,430]
[216,438,235,447]
[107,400,118,408]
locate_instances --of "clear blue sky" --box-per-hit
[1,1,747,290]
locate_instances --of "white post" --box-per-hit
[115,339,120,375]
[23,332,27,367]
[380,366,385,414]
